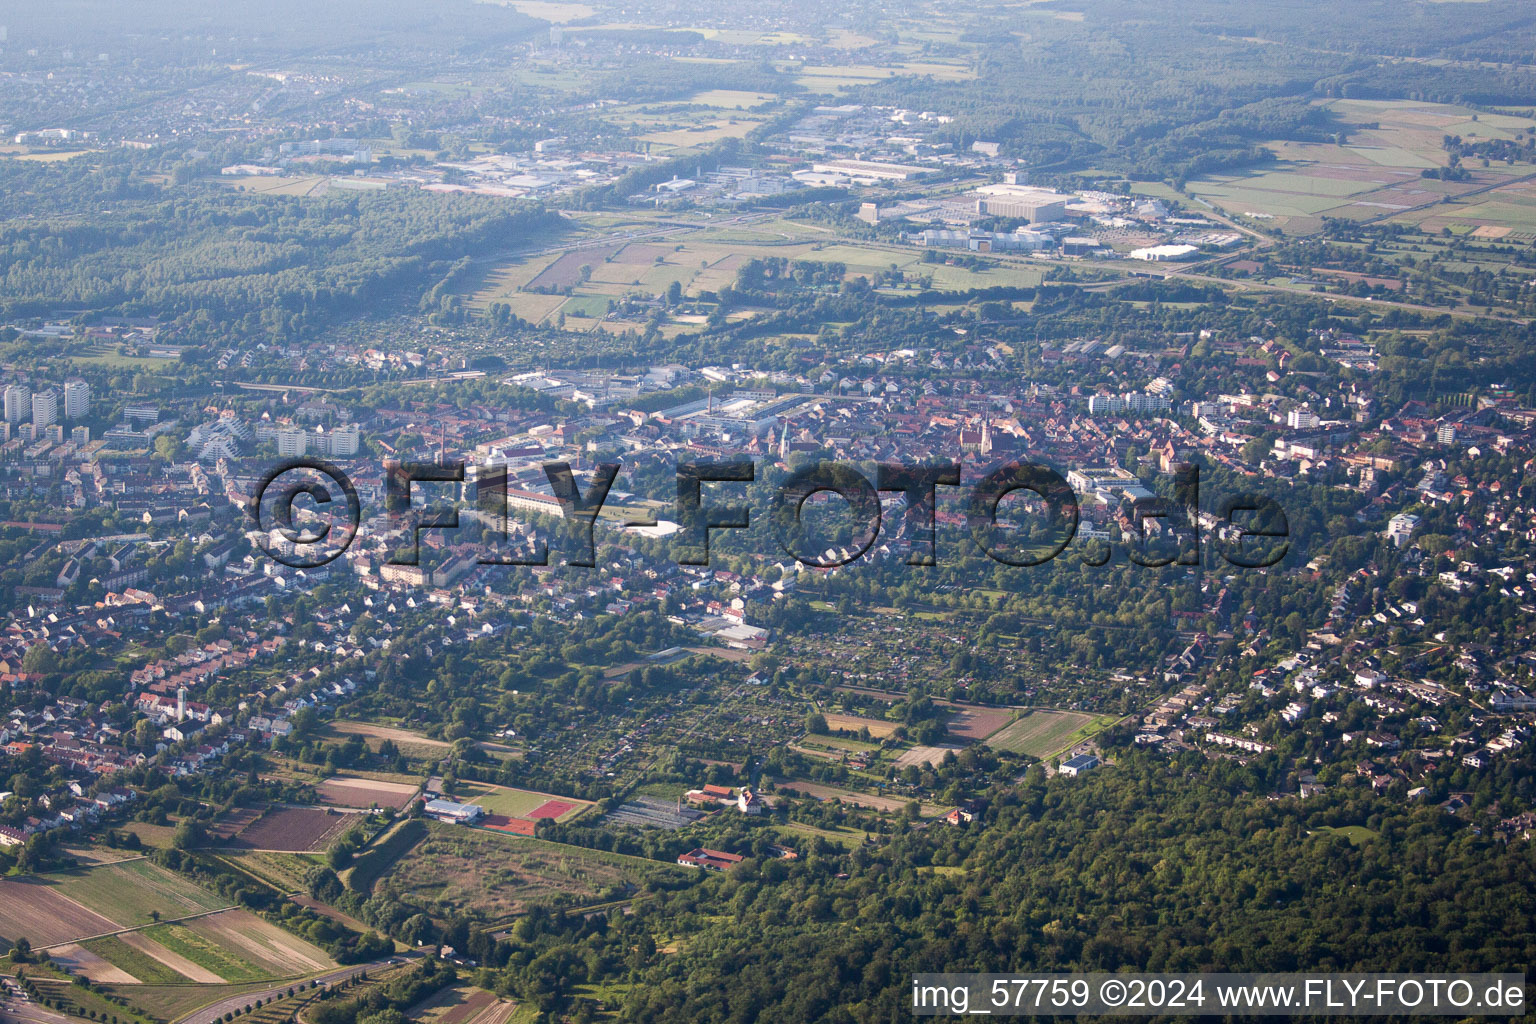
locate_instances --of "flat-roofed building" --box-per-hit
[424,798,484,824]
[811,158,928,182]
[974,184,1075,222]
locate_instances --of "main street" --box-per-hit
[169,954,421,1024]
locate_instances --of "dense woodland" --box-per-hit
[0,185,564,342]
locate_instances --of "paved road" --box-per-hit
[0,977,75,1024]
[171,954,420,1024]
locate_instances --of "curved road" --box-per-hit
[171,954,420,1024]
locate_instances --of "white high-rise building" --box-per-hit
[4,382,30,423]
[63,379,90,420]
[329,423,360,456]
[31,388,57,428]
[276,426,308,457]
[1286,408,1320,431]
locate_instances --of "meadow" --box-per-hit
[376,822,667,923]
[1185,99,1536,235]
[48,858,232,929]
[985,710,1119,759]
[464,228,1046,331]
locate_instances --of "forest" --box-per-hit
[0,184,566,342]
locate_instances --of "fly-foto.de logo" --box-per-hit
[248,458,1289,572]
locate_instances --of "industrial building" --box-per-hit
[973,184,1075,222]
[810,158,928,182]
[1129,243,1199,261]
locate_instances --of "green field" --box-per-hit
[780,821,864,850]
[1313,825,1379,846]
[344,817,427,895]
[51,859,232,927]
[1185,99,1536,235]
[462,783,589,820]
[213,851,320,892]
[463,231,1046,325]
[377,822,673,923]
[143,923,272,982]
[986,710,1119,759]
[81,936,189,985]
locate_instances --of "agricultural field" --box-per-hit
[110,930,223,983]
[406,983,520,1024]
[821,712,898,738]
[143,914,317,988]
[499,0,595,22]
[796,733,881,755]
[773,779,944,816]
[0,878,118,946]
[1186,99,1536,235]
[315,774,420,810]
[207,805,265,841]
[49,942,145,984]
[182,910,334,977]
[985,710,1119,759]
[944,707,1014,741]
[219,175,328,197]
[892,744,966,769]
[10,858,233,942]
[791,61,975,92]
[462,230,1045,329]
[326,720,452,756]
[375,822,663,922]
[218,807,362,852]
[778,821,864,851]
[637,116,767,151]
[213,851,321,893]
[1389,176,1536,237]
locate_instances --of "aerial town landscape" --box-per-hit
[1,0,1536,1020]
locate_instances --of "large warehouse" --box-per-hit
[1129,243,1199,261]
[973,184,1075,222]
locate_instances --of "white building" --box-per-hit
[1286,408,1320,430]
[276,426,308,458]
[1385,513,1420,548]
[63,379,90,420]
[312,422,359,457]
[1059,753,1099,777]
[3,382,29,423]
[1130,244,1199,261]
[31,388,57,428]
[423,798,484,824]
[973,183,1075,222]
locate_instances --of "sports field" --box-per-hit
[460,782,590,821]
